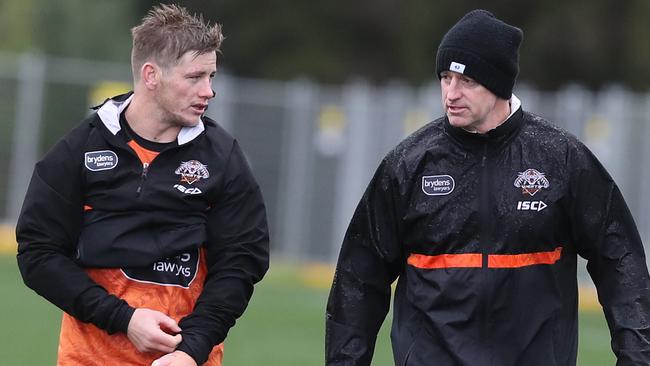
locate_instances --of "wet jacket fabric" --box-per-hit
[326,105,650,365]
[16,93,270,365]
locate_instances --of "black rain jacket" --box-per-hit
[326,105,650,365]
[16,93,270,365]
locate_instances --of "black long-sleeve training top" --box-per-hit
[17,92,269,365]
[327,105,650,365]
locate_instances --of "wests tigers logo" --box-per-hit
[175,160,209,185]
[514,168,549,196]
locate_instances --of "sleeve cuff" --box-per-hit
[106,303,135,334]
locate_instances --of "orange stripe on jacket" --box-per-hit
[408,247,563,269]
[408,253,483,269]
[488,247,563,268]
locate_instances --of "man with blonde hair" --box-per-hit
[17,4,269,366]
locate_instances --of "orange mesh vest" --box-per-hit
[57,141,223,366]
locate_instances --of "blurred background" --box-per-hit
[0,0,648,364]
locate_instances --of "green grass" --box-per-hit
[1,255,614,365]
[1,255,61,364]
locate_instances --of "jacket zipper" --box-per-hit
[95,120,204,198]
[480,144,489,267]
[128,142,191,197]
[132,142,189,197]
[98,142,152,197]
[136,163,149,196]
[478,142,492,355]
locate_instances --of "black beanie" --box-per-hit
[436,9,523,99]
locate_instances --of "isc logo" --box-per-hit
[173,184,202,195]
[517,201,547,212]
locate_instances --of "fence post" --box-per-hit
[277,79,317,260]
[592,87,630,193]
[640,93,650,254]
[417,81,444,124]
[378,81,410,153]
[556,84,590,136]
[209,72,234,133]
[6,54,46,222]
[330,79,373,261]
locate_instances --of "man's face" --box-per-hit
[155,51,217,128]
[440,70,501,133]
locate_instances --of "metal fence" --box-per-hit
[1,52,649,264]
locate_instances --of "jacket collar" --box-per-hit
[444,95,523,150]
[95,91,205,145]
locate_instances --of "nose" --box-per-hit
[199,79,214,99]
[445,77,461,101]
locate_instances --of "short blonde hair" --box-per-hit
[130,4,223,79]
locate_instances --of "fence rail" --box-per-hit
[1,52,648,266]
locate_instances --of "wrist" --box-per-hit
[174,350,197,366]
[111,304,136,334]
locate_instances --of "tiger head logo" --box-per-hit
[514,168,549,196]
[175,160,209,185]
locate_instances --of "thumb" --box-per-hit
[157,315,182,334]
[151,351,181,366]
[151,358,168,366]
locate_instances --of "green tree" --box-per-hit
[131,0,646,90]
[0,0,39,52]
[4,0,643,90]
[1,0,135,62]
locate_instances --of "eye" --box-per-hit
[460,77,478,87]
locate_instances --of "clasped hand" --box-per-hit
[127,308,197,366]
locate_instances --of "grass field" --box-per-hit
[1,254,615,365]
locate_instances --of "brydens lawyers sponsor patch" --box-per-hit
[422,175,455,196]
[85,150,118,171]
[121,248,200,288]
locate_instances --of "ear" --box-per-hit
[141,62,160,90]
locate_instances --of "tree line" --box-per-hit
[1,0,647,90]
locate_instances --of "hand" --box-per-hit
[127,308,183,353]
[151,350,197,366]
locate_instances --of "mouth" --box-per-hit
[446,105,466,115]
[190,103,208,115]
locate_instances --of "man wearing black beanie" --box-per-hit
[326,9,650,366]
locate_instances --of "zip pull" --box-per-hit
[481,145,488,167]
[136,163,149,196]
[142,163,149,178]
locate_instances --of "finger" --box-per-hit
[157,315,182,334]
[152,354,176,366]
[151,331,183,349]
[171,333,182,347]
[149,343,177,354]
[138,336,174,353]
[151,354,173,366]
[140,331,177,353]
